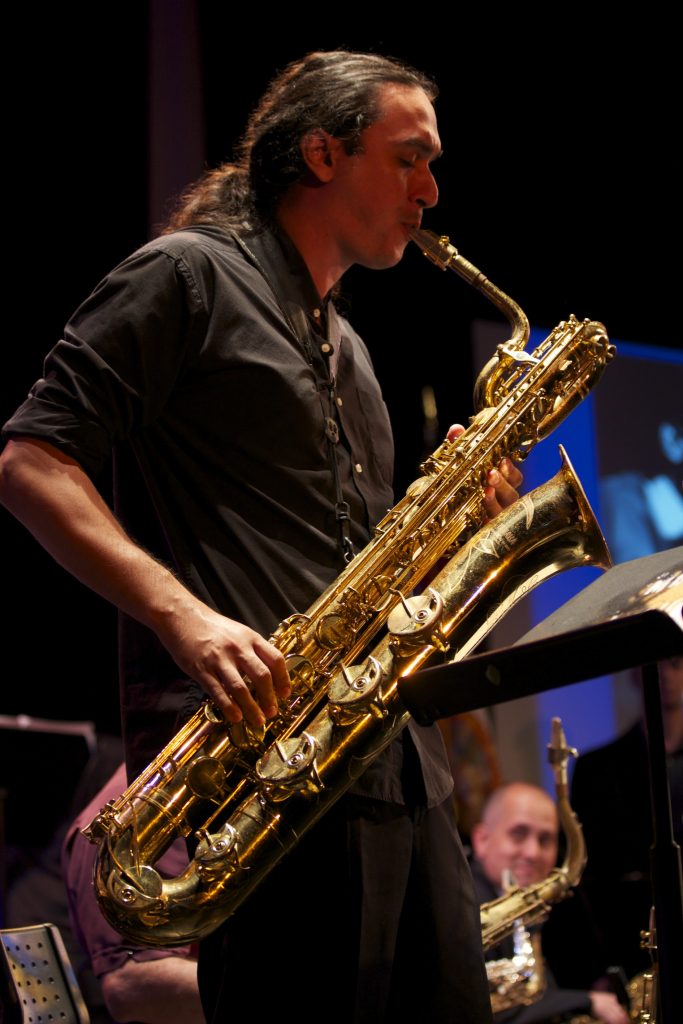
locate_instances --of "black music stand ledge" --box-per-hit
[399,546,683,1024]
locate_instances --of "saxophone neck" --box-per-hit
[409,227,530,350]
[410,227,530,412]
[548,716,587,887]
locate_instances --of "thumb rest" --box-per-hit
[84,228,615,946]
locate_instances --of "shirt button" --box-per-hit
[355,463,363,473]
[336,396,343,407]
[321,343,332,354]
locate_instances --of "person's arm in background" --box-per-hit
[101,957,204,1024]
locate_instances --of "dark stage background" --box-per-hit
[2,5,679,740]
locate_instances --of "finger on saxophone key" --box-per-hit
[484,459,523,517]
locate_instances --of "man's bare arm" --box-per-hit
[0,437,290,725]
[0,431,520,724]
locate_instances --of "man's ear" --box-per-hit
[300,130,343,183]
[471,822,487,860]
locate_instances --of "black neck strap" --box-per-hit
[232,232,355,564]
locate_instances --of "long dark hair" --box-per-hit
[164,50,437,235]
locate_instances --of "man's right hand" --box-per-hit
[589,990,630,1024]
[0,436,290,728]
[156,601,291,726]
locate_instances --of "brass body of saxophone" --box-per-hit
[486,926,546,1014]
[84,229,615,947]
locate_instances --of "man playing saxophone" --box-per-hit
[471,782,630,1023]
[0,51,522,1022]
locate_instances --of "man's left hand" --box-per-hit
[483,458,524,517]
[447,423,524,517]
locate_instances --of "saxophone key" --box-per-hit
[195,822,242,879]
[327,656,388,724]
[186,756,228,800]
[387,588,449,655]
[108,862,164,909]
[255,732,323,801]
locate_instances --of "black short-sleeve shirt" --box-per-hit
[4,224,452,803]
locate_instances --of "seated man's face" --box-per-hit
[659,656,683,711]
[472,784,559,890]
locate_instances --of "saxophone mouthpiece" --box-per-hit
[409,227,457,270]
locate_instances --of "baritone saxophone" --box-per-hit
[84,227,616,947]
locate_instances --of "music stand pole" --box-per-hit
[641,661,683,1024]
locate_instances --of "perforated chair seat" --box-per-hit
[0,923,90,1024]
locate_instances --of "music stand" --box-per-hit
[398,547,683,1023]
[0,715,96,929]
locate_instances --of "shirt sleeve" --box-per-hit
[3,244,208,480]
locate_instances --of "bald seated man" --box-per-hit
[469,783,629,1024]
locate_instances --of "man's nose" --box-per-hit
[521,836,543,859]
[413,167,439,209]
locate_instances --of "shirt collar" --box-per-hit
[234,224,339,363]
[239,223,325,318]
